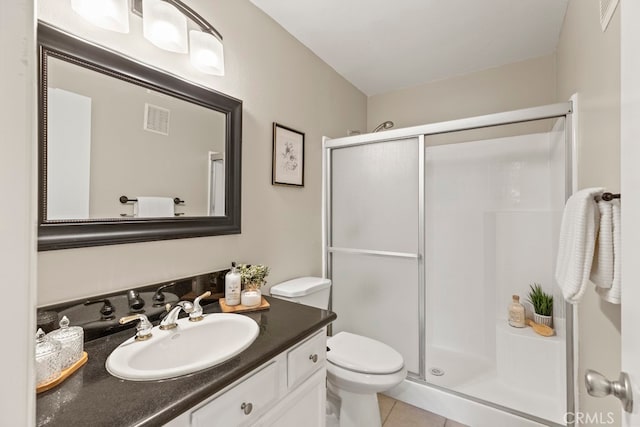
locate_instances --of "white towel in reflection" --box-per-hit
[590,200,614,288]
[134,197,175,218]
[555,187,604,303]
[596,200,621,304]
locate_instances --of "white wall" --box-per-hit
[0,0,36,424]
[556,1,622,424]
[37,0,367,305]
[367,54,557,131]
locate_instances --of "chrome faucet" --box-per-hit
[119,313,153,341]
[160,301,195,330]
[189,291,211,322]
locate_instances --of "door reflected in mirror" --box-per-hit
[46,56,226,220]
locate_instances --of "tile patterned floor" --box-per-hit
[378,394,469,427]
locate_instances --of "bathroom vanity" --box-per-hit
[166,328,327,427]
[36,297,335,426]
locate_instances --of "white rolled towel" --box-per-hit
[555,187,604,303]
[134,196,175,218]
[590,200,614,289]
[596,200,621,304]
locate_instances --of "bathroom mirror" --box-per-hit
[37,24,242,251]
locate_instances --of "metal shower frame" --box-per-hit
[322,101,576,427]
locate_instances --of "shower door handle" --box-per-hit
[585,369,633,413]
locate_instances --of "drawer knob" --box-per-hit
[309,354,318,363]
[241,402,253,415]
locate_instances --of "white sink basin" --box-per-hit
[106,313,259,381]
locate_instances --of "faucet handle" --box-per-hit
[119,313,153,341]
[190,291,211,322]
[85,298,115,320]
[152,282,175,306]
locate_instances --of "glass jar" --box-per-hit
[35,328,62,387]
[36,310,59,333]
[47,316,84,370]
[241,288,262,308]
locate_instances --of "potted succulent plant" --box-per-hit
[527,283,553,327]
[238,264,270,307]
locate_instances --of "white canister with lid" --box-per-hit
[35,328,62,386]
[47,316,84,370]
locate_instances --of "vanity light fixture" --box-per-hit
[142,0,188,53]
[72,0,225,76]
[71,0,130,34]
[189,30,224,75]
[138,0,226,76]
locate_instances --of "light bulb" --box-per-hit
[71,0,130,33]
[142,0,188,54]
[189,30,225,76]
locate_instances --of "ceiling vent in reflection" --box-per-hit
[144,103,170,135]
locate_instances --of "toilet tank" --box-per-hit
[269,277,331,310]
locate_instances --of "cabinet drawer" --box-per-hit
[191,362,279,427]
[287,330,326,388]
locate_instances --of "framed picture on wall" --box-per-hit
[272,122,305,187]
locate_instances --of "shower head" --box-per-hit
[373,121,394,132]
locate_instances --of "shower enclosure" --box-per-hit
[323,102,574,427]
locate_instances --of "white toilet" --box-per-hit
[270,277,407,427]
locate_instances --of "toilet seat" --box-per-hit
[327,332,404,375]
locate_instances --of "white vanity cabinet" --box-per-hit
[165,329,327,427]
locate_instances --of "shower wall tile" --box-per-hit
[494,211,556,320]
[425,132,558,358]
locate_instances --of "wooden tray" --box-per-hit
[219,297,270,313]
[37,351,88,394]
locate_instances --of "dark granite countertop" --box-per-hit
[36,297,336,427]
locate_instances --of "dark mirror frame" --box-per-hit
[37,24,242,251]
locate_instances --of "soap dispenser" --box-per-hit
[225,262,241,306]
[508,295,526,328]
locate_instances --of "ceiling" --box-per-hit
[249,0,569,96]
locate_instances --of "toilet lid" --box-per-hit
[327,332,404,374]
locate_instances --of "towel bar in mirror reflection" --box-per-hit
[37,24,242,251]
[119,196,185,205]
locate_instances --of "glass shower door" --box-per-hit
[328,137,422,375]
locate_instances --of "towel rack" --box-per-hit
[119,196,185,205]
[595,192,620,202]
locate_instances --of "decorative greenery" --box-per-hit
[238,264,270,289]
[527,283,553,316]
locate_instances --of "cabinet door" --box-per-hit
[191,362,280,427]
[287,330,326,388]
[257,368,326,427]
